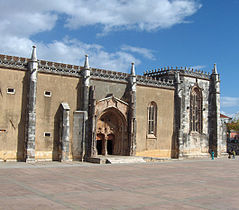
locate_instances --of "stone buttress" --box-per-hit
[128,63,137,155]
[26,46,38,162]
[209,64,226,156]
[81,55,91,159]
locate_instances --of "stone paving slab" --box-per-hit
[0,158,239,209]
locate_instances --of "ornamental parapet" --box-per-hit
[38,60,80,76]
[144,66,211,80]
[91,68,129,82]
[136,75,174,88]
[0,54,28,70]
[0,53,175,88]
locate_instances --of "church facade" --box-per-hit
[0,46,226,162]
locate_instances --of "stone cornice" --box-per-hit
[0,53,174,88]
[136,75,174,89]
[0,54,28,70]
[144,67,211,80]
[38,60,80,77]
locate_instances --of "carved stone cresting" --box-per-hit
[0,54,28,70]
[0,54,174,89]
[96,96,128,120]
[144,67,210,80]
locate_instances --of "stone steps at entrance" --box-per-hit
[106,156,146,164]
[87,156,146,164]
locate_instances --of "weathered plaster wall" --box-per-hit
[180,76,210,156]
[35,73,80,160]
[135,85,175,158]
[91,79,127,101]
[0,68,27,161]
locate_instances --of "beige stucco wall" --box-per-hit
[91,79,127,101]
[0,65,175,161]
[135,85,175,158]
[0,68,27,161]
[35,73,80,160]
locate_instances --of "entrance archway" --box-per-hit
[96,108,128,156]
[107,134,115,155]
[96,134,105,155]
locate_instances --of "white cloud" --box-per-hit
[0,0,201,72]
[0,36,139,72]
[63,0,201,32]
[0,35,34,57]
[121,45,155,60]
[39,39,141,72]
[0,0,201,35]
[0,7,57,37]
[221,97,239,108]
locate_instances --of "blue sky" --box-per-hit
[0,0,238,115]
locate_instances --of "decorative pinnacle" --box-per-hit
[131,62,135,76]
[31,46,37,61]
[84,54,90,69]
[213,63,218,74]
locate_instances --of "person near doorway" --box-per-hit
[232,150,236,159]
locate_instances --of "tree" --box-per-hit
[227,119,239,131]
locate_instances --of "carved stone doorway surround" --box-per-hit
[95,96,129,156]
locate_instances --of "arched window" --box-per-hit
[148,102,157,136]
[190,87,202,133]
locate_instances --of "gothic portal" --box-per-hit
[96,107,128,156]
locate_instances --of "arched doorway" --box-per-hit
[107,134,115,155]
[96,134,105,155]
[96,108,128,156]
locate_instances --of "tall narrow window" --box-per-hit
[190,87,202,133]
[148,102,157,136]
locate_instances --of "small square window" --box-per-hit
[7,88,15,94]
[44,132,51,137]
[44,91,52,97]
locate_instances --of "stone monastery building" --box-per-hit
[0,46,227,162]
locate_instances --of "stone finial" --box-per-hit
[84,54,90,69]
[213,63,218,74]
[131,62,135,76]
[175,71,180,84]
[31,46,37,62]
[130,62,136,92]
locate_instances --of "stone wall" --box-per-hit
[179,76,210,157]
[135,85,175,158]
[0,68,27,161]
[35,73,79,160]
[91,79,127,101]
[2,51,223,161]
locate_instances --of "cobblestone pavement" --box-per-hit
[0,158,239,210]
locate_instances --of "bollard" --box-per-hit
[211,151,214,160]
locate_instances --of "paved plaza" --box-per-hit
[0,158,239,210]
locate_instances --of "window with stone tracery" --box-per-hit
[190,86,202,133]
[148,102,157,136]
